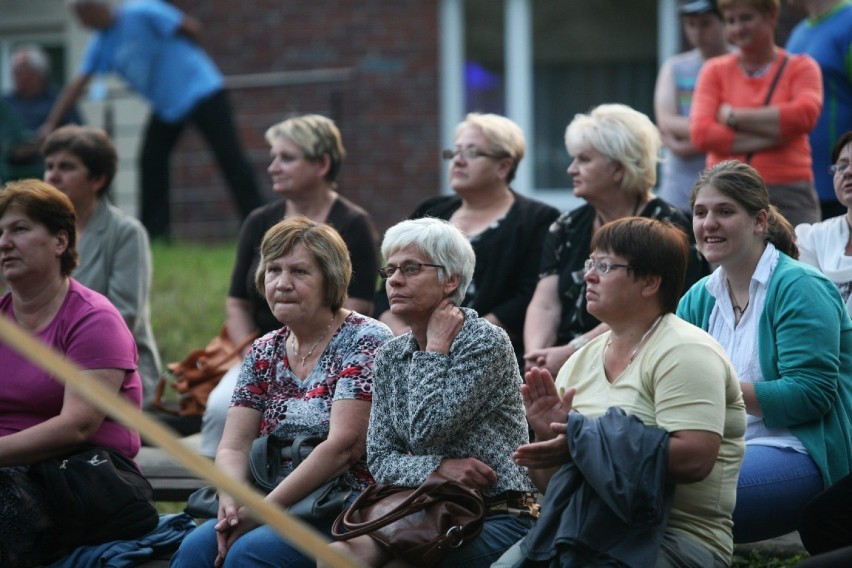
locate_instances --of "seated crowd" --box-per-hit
[3,19,852,561]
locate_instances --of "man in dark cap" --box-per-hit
[655,0,731,213]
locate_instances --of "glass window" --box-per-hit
[463,0,658,190]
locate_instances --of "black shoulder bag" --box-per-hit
[28,446,159,552]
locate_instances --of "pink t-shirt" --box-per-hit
[0,279,142,458]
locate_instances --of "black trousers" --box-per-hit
[799,473,852,557]
[139,89,264,239]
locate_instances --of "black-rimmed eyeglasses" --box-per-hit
[441,147,506,161]
[378,262,444,279]
[584,258,632,275]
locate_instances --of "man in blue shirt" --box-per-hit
[43,0,265,239]
[786,0,852,220]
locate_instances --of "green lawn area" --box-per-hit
[150,240,236,366]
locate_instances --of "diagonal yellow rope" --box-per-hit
[0,314,365,568]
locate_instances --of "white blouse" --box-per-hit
[705,244,805,451]
[796,215,852,316]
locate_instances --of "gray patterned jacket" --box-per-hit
[367,308,534,497]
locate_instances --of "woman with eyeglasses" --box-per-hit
[373,113,559,367]
[523,103,705,377]
[495,217,744,567]
[795,131,852,316]
[327,217,537,567]
[677,160,852,543]
[198,114,380,458]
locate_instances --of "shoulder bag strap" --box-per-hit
[745,55,789,164]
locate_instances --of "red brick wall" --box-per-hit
[169,0,441,241]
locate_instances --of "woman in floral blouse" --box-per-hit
[328,217,536,567]
[171,217,392,568]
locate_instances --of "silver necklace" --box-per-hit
[290,313,335,369]
[605,314,664,365]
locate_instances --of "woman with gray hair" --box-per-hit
[374,113,559,366]
[327,217,537,567]
[523,103,705,376]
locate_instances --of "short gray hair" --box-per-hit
[381,218,475,305]
[12,44,49,75]
[565,103,661,199]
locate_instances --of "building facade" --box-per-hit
[0,0,805,240]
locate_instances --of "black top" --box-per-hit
[375,191,560,353]
[540,198,708,345]
[229,196,380,335]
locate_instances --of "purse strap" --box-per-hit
[331,473,477,540]
[745,54,788,164]
[249,434,325,492]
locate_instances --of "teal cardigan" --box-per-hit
[677,253,852,487]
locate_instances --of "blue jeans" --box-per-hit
[170,515,338,568]
[436,514,534,568]
[733,445,823,543]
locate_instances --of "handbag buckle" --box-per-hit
[445,525,464,548]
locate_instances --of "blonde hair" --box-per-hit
[564,103,661,199]
[454,113,525,183]
[265,114,346,184]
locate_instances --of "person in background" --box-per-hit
[2,44,83,181]
[523,103,704,377]
[0,179,143,566]
[794,131,852,566]
[171,217,391,568]
[796,131,852,315]
[327,217,536,567]
[374,113,559,365]
[655,0,732,213]
[42,125,160,407]
[0,100,28,184]
[677,160,852,543]
[43,0,265,240]
[689,0,823,227]
[198,114,379,458]
[786,0,852,220]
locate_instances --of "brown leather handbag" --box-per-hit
[331,472,486,568]
[153,325,256,417]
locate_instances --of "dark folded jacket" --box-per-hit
[520,407,674,568]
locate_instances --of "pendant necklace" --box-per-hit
[290,313,335,368]
[726,279,750,324]
[604,314,664,366]
[596,195,644,228]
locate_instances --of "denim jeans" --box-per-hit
[436,514,534,568]
[170,491,359,568]
[733,445,823,543]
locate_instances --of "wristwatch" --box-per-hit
[726,109,738,130]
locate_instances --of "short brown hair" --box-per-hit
[265,115,346,184]
[42,125,117,197]
[591,217,689,314]
[0,179,78,276]
[255,217,351,311]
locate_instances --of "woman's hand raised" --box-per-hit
[522,367,575,442]
[425,299,464,354]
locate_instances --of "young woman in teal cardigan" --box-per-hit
[677,160,852,543]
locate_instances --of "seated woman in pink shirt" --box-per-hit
[689,0,822,227]
[0,179,145,565]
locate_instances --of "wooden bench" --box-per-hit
[136,433,207,503]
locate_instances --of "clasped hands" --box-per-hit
[513,367,576,469]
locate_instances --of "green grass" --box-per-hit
[150,240,236,366]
